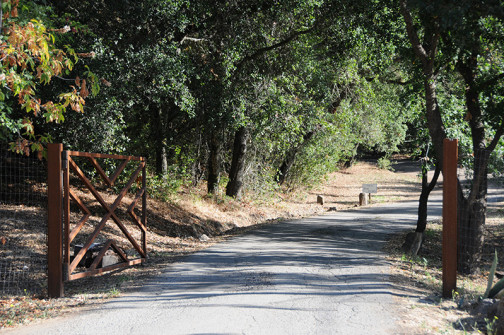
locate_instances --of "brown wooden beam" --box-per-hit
[47,143,64,298]
[443,139,458,298]
[66,151,144,161]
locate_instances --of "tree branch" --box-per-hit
[180,36,208,45]
[233,26,315,75]
[479,73,504,91]
[487,119,504,152]
[386,78,414,86]
[400,0,428,63]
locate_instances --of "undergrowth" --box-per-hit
[387,216,504,334]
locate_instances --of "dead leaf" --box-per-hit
[80,80,89,99]
[100,78,112,87]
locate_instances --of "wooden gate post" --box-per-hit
[442,139,458,298]
[48,143,64,298]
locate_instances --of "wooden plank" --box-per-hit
[68,213,110,274]
[443,139,458,298]
[63,150,71,267]
[66,151,144,161]
[89,240,114,271]
[47,143,64,298]
[109,159,130,185]
[110,241,129,262]
[68,189,91,243]
[128,187,147,232]
[68,258,144,281]
[88,156,113,186]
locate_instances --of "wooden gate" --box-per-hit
[48,144,147,297]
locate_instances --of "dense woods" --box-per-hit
[1,0,503,273]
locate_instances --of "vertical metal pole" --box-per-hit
[443,139,458,298]
[47,143,64,298]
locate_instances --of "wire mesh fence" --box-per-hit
[0,148,48,297]
[457,148,504,274]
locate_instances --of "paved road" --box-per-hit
[6,196,443,335]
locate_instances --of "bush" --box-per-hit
[377,156,394,171]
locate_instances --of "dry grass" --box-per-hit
[385,185,504,334]
[2,156,501,332]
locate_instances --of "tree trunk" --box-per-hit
[276,149,297,185]
[457,149,489,274]
[191,129,203,187]
[207,130,221,194]
[416,163,441,233]
[400,1,446,167]
[153,105,167,175]
[156,145,168,176]
[456,57,489,274]
[226,127,249,198]
[276,130,316,185]
[405,163,441,256]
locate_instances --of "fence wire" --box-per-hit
[0,148,48,297]
[457,149,504,274]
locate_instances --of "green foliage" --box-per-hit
[484,250,498,299]
[285,124,355,187]
[0,0,98,155]
[377,156,394,171]
[146,166,189,202]
[17,0,455,199]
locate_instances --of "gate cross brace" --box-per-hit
[67,157,146,275]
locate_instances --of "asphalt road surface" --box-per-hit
[6,196,443,335]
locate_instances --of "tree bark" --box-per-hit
[153,105,168,175]
[276,130,316,185]
[455,56,490,274]
[457,168,488,274]
[400,1,446,166]
[191,128,204,186]
[416,163,441,233]
[225,126,249,198]
[405,163,441,256]
[276,149,297,185]
[401,1,447,257]
[207,130,222,194]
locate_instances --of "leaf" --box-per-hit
[484,250,498,298]
[489,277,504,298]
[80,79,89,99]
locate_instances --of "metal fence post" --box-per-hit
[443,139,458,298]
[47,143,64,298]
